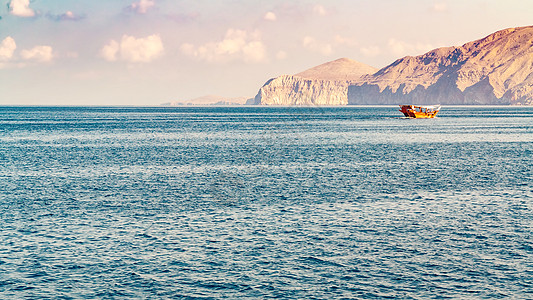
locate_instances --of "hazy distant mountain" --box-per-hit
[254,58,376,105]
[256,26,533,105]
[163,95,251,106]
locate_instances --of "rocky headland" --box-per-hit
[253,58,376,105]
[255,26,533,105]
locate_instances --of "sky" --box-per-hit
[0,0,532,106]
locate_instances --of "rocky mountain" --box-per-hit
[256,26,533,105]
[254,58,376,105]
[295,58,378,81]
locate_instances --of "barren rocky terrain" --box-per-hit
[255,26,533,105]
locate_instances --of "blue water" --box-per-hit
[0,106,531,299]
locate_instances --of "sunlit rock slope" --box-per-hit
[256,26,533,105]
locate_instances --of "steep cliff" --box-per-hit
[254,58,376,105]
[256,26,533,105]
[349,26,533,105]
[254,75,354,105]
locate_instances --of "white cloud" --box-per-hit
[100,34,164,63]
[21,46,54,62]
[312,4,327,16]
[388,38,434,56]
[121,35,164,62]
[100,40,120,62]
[264,11,277,21]
[181,29,267,63]
[0,37,17,61]
[302,36,333,56]
[128,0,155,14]
[8,0,35,17]
[0,37,56,68]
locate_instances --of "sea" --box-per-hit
[0,106,531,299]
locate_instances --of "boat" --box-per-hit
[399,105,441,118]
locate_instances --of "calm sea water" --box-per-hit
[0,106,531,299]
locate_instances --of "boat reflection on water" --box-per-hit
[399,105,441,118]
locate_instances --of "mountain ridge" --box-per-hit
[255,26,533,105]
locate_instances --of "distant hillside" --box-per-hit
[255,26,533,105]
[163,95,250,106]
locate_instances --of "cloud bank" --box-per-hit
[0,37,16,60]
[0,36,55,68]
[21,46,54,62]
[181,29,267,63]
[8,0,35,17]
[101,34,164,63]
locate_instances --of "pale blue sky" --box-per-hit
[0,0,531,105]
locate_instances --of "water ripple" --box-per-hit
[0,106,531,299]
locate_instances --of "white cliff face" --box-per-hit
[256,26,533,106]
[254,58,376,106]
[254,75,353,106]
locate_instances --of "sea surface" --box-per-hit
[0,106,531,299]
